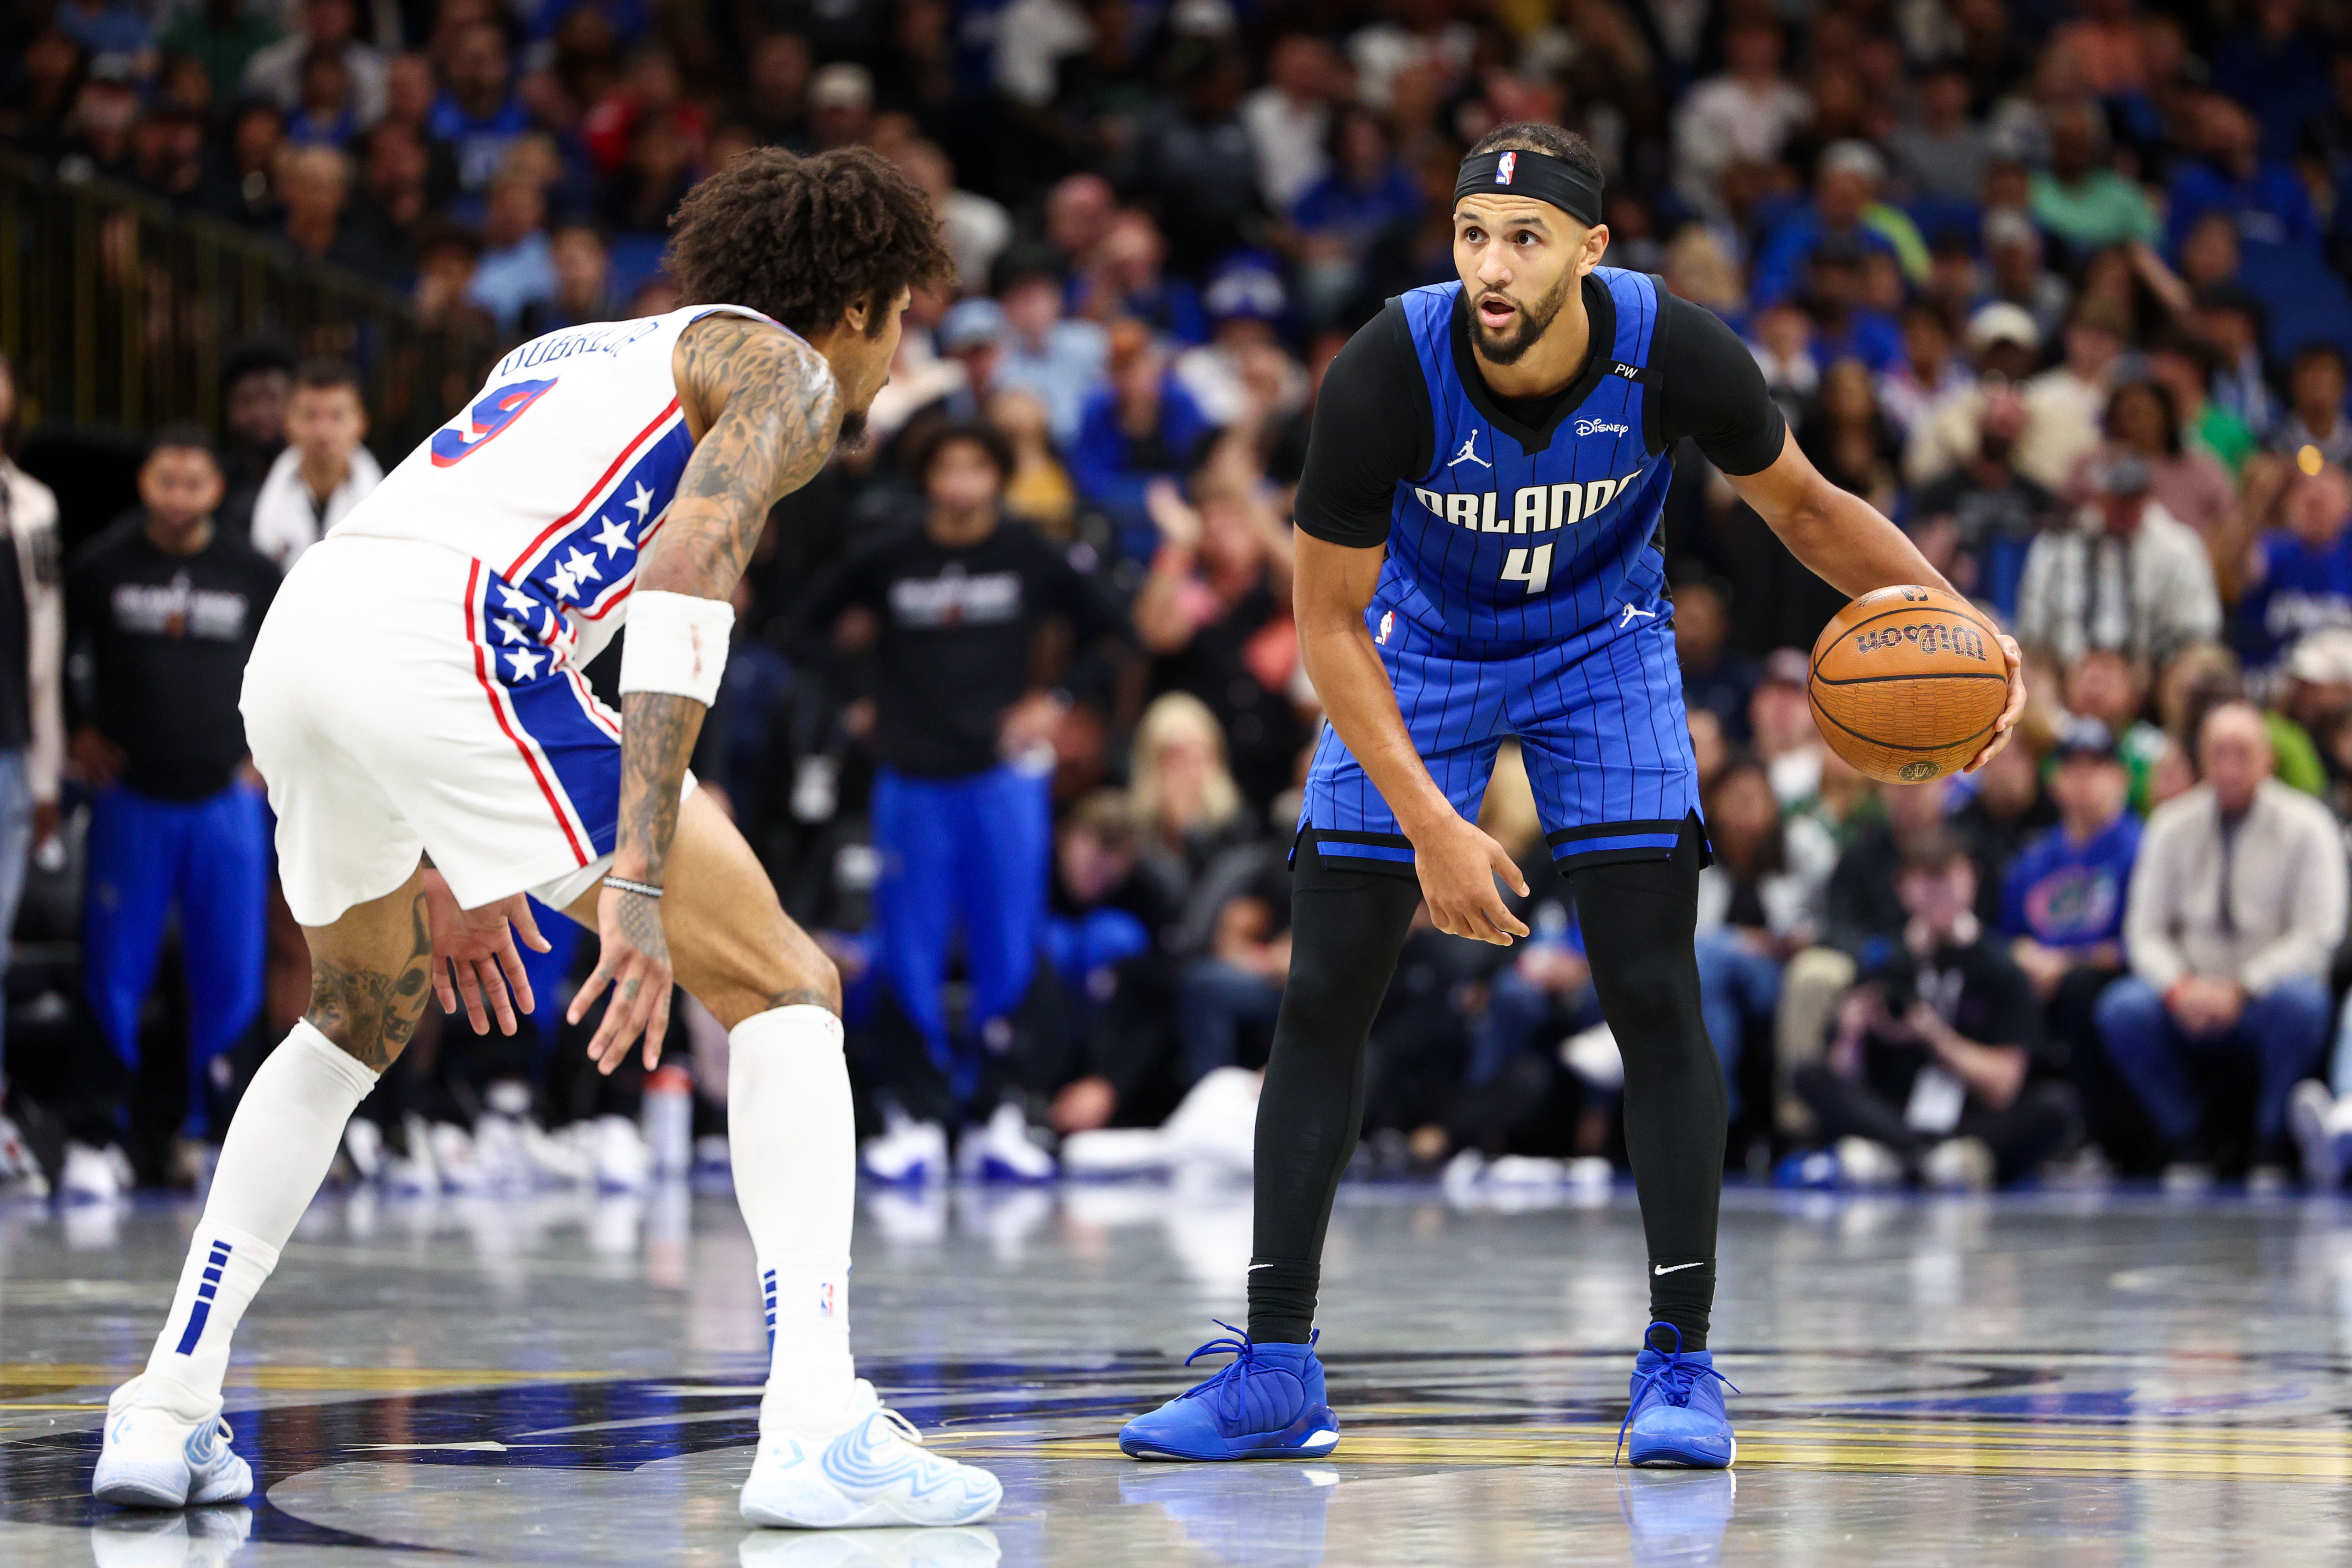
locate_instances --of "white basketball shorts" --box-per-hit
[243,534,682,927]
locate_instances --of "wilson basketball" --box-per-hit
[1808,585,2008,784]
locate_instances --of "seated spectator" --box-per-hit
[1672,19,1810,219]
[517,220,616,336]
[2096,700,2346,1187]
[1877,302,1973,444]
[1074,210,1207,346]
[1695,756,1835,1125]
[1289,105,1421,322]
[1911,384,2054,618]
[2166,90,2321,254]
[159,0,281,106]
[2194,285,2282,440]
[56,56,141,183]
[1672,579,1758,743]
[892,139,1011,296]
[2003,719,2141,1156]
[2029,98,2158,254]
[2148,330,2260,477]
[2237,462,2352,675]
[1041,791,1181,1137]
[222,358,379,570]
[2064,647,2170,812]
[1794,830,2078,1189]
[1748,300,1820,427]
[1799,246,1904,378]
[2017,303,2128,491]
[1242,33,1337,215]
[129,103,209,208]
[284,44,362,147]
[993,250,1110,450]
[1798,358,1901,512]
[600,112,696,237]
[65,428,280,1190]
[2016,451,2222,668]
[1983,207,2071,346]
[2096,378,2238,544]
[1069,319,1217,564]
[275,142,386,278]
[1905,301,2042,488]
[1175,841,1292,1087]
[1752,141,1923,311]
[1749,648,1824,807]
[737,32,810,151]
[988,389,1078,537]
[1175,258,1305,431]
[1889,58,1990,205]
[580,47,704,179]
[1129,690,1256,902]
[465,171,556,330]
[2273,343,2352,472]
[428,22,531,194]
[1132,447,1304,808]
[242,0,387,130]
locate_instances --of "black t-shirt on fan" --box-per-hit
[67,513,280,801]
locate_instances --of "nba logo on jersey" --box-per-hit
[1377,610,1395,645]
[1495,152,1517,186]
[817,1282,837,1318]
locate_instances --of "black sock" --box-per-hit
[1644,1261,1714,1351]
[1567,817,1724,1360]
[1245,1258,1322,1344]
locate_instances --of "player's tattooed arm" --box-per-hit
[576,316,842,1073]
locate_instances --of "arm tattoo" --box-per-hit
[305,889,434,1070]
[614,316,842,883]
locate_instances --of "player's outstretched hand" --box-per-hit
[1414,815,1532,947]
[1963,632,2027,773]
[421,871,554,1037]
[571,883,674,1074]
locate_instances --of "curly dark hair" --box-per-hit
[667,147,954,341]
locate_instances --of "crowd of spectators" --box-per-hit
[5,0,2352,1198]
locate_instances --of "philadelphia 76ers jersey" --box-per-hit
[337,303,781,668]
[1381,267,1671,647]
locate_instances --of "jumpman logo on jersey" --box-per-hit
[1618,603,1658,629]
[1447,432,1492,469]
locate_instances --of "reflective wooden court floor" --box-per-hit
[7,1179,2352,1565]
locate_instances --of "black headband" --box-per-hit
[1453,148,1604,227]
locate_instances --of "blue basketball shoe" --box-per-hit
[1618,1322,1738,1469]
[1118,1325,1339,1462]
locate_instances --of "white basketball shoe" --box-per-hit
[91,1376,253,1509]
[741,1381,1001,1529]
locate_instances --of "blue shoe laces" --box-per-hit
[1175,1321,1315,1427]
[1614,1322,1739,1465]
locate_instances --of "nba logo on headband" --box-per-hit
[1496,152,1516,186]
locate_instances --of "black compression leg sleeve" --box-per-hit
[1567,814,1724,1350]
[1247,856,1423,1344]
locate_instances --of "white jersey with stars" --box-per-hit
[338,303,781,669]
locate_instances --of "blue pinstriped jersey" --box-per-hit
[1379,267,1671,647]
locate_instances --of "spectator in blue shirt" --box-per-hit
[994,251,1109,448]
[2211,0,2337,164]
[1749,141,1919,309]
[426,22,531,195]
[1069,319,1216,564]
[1289,105,1420,322]
[2239,462,2352,674]
[2003,719,2141,1161]
[1073,211,1207,347]
[2168,91,2321,254]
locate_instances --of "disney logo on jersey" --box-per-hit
[1446,432,1492,469]
[1575,418,1630,438]
[1410,469,1644,535]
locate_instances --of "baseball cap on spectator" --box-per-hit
[809,63,873,113]
[939,296,1006,353]
[1982,207,2038,254]
[2286,628,2352,687]
[1204,257,1285,325]
[1817,140,1885,184]
[2050,717,2119,765]
[1760,647,1811,690]
[1966,302,2040,355]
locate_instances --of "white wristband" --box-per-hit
[618,590,735,707]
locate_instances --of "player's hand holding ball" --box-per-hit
[1413,812,1532,947]
[1806,585,2025,781]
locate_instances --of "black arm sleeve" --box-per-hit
[1290,303,1432,549]
[1651,295,1788,478]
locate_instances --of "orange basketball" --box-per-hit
[1807,585,2008,783]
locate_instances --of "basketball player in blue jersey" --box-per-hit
[1120,123,2025,1467]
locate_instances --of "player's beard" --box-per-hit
[836,408,870,449]
[1470,268,1578,366]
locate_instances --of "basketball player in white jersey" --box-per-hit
[92,148,1002,1529]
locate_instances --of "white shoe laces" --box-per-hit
[874,1406,928,1448]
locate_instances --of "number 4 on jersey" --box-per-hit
[1502,542,1553,595]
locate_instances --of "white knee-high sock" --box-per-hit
[145,1021,378,1400]
[728,1004,856,1429]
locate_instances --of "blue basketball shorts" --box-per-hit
[1298,608,1705,877]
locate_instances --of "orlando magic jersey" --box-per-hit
[1379,267,1673,647]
